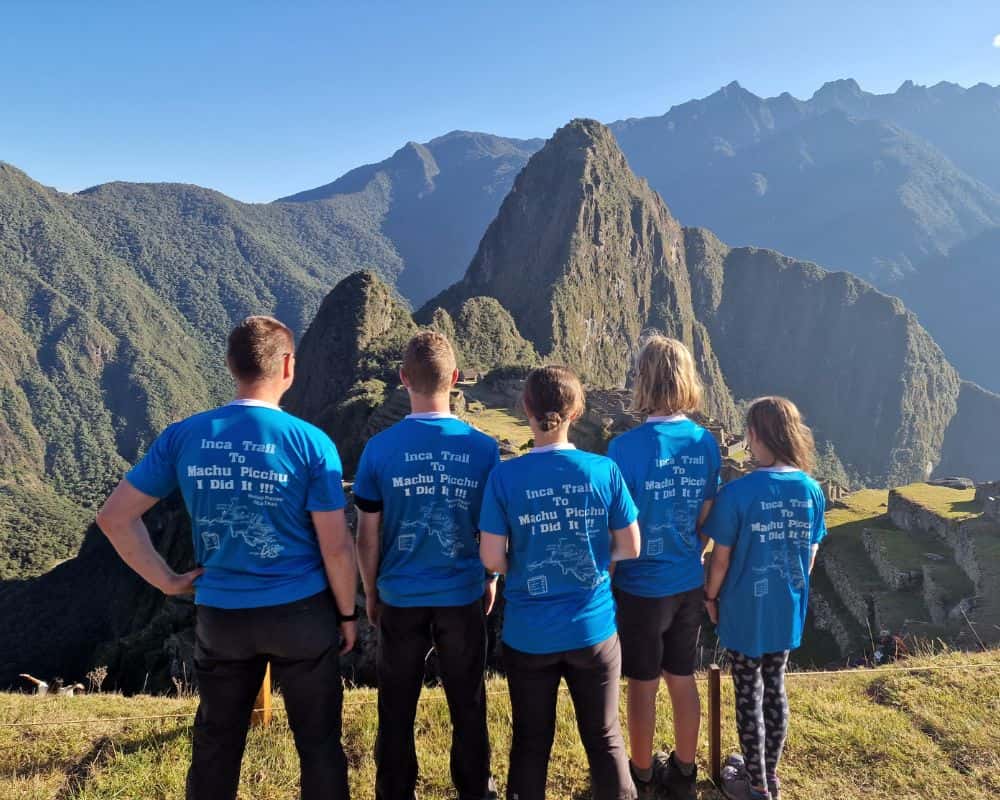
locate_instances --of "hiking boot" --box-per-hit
[483,775,499,800]
[766,775,780,800]
[720,764,769,800]
[629,759,659,799]
[656,751,697,800]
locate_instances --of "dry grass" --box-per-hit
[3,650,999,799]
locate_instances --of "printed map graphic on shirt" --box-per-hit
[398,502,466,558]
[608,418,721,598]
[527,537,605,588]
[196,498,284,559]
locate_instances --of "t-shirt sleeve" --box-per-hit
[811,485,828,546]
[702,484,740,547]
[704,437,722,501]
[478,468,510,537]
[126,425,179,498]
[608,462,639,530]
[306,434,347,512]
[352,440,381,504]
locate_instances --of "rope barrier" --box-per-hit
[2,660,998,730]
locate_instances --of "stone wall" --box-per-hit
[815,551,871,630]
[862,529,922,590]
[808,588,856,655]
[887,491,982,588]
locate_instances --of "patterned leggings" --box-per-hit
[729,650,790,789]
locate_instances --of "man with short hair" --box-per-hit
[97,315,357,800]
[355,331,500,800]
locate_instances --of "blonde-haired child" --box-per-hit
[609,336,722,799]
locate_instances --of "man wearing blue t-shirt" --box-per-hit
[97,316,358,800]
[354,332,500,800]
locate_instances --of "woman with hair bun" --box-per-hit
[479,366,642,800]
[703,396,827,800]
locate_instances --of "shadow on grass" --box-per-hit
[948,499,981,517]
[50,723,189,800]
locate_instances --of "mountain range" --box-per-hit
[2,115,995,691]
[0,78,998,583]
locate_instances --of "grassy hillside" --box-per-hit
[2,650,997,799]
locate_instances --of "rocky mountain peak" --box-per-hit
[420,118,739,427]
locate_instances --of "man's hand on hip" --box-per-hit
[160,567,204,596]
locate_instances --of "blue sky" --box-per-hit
[2,1,998,202]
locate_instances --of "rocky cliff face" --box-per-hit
[284,271,417,473]
[421,119,739,429]
[936,382,1000,481]
[683,227,961,485]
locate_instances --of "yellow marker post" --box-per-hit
[251,662,272,728]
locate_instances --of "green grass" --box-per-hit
[3,650,999,799]
[468,407,534,451]
[894,484,981,521]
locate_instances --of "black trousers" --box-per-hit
[503,634,636,800]
[186,591,349,800]
[375,599,491,800]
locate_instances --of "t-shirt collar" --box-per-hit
[646,413,688,423]
[406,411,456,420]
[531,442,577,454]
[758,465,800,473]
[227,398,283,411]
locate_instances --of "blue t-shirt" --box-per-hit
[353,414,500,607]
[609,416,721,598]
[478,445,639,655]
[702,468,827,657]
[126,400,346,609]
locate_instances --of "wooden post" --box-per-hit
[708,663,721,785]
[251,662,272,728]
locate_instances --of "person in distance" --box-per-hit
[479,365,642,800]
[97,316,357,800]
[354,331,501,800]
[608,336,722,800]
[703,397,827,800]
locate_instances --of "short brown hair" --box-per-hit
[402,331,457,395]
[746,396,816,473]
[631,336,703,416]
[226,316,295,382]
[522,365,585,432]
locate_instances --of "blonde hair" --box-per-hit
[227,316,295,382]
[402,331,457,395]
[631,336,703,416]
[747,396,816,473]
[523,366,585,432]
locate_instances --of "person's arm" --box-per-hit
[356,508,382,625]
[480,532,509,575]
[313,509,358,654]
[697,498,714,551]
[610,521,641,562]
[704,543,732,624]
[97,481,203,595]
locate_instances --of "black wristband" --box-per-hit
[339,610,359,622]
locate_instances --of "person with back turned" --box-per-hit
[97,315,358,800]
[354,331,501,800]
